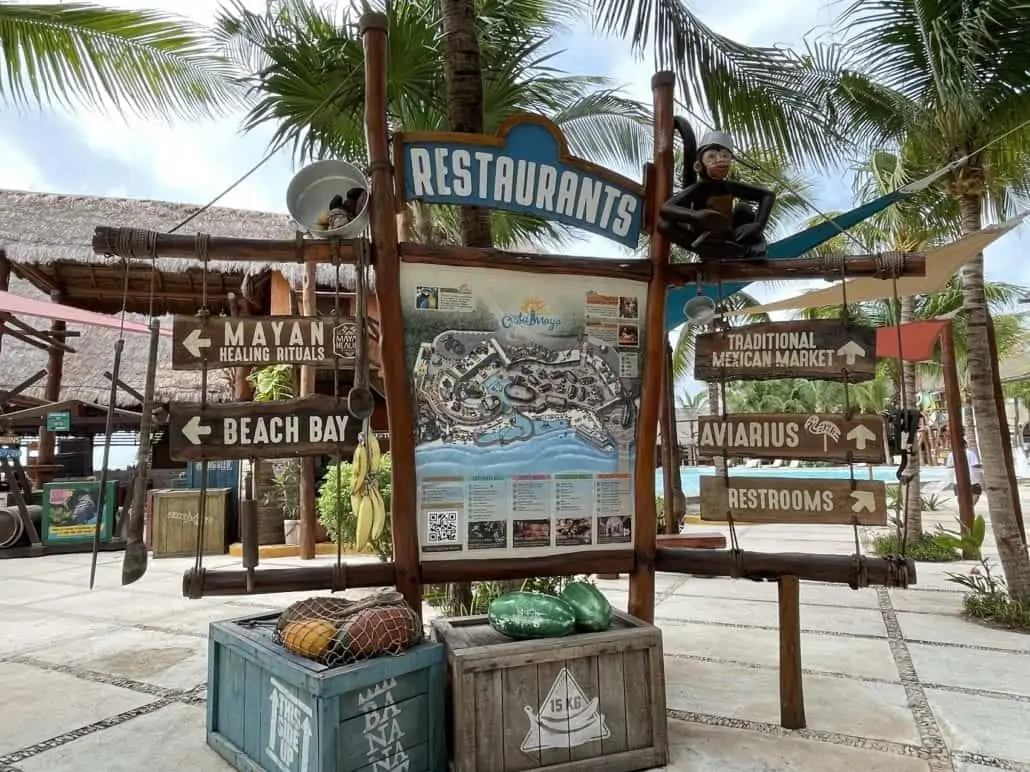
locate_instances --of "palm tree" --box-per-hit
[215,0,653,249]
[791,0,1030,600]
[0,1,239,119]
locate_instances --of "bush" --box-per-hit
[424,575,595,616]
[963,591,1030,632]
[870,531,961,562]
[317,452,393,560]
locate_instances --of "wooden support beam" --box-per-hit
[93,226,358,264]
[38,290,66,475]
[0,369,48,402]
[941,322,975,556]
[103,372,145,405]
[778,576,806,729]
[987,316,1027,545]
[669,253,926,286]
[298,260,318,560]
[0,320,75,354]
[0,254,9,356]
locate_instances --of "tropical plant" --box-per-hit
[318,452,393,561]
[677,390,709,411]
[792,0,1030,601]
[249,364,297,540]
[0,1,240,118]
[214,0,653,249]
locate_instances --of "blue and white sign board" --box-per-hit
[395,114,645,247]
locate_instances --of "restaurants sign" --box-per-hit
[694,320,877,382]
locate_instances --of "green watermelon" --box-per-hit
[487,592,576,639]
[561,581,612,632]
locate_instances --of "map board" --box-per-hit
[401,263,646,560]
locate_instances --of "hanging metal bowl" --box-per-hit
[286,160,370,239]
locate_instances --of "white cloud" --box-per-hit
[0,133,49,190]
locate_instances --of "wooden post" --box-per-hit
[660,343,677,534]
[778,575,806,729]
[298,261,318,560]
[628,72,674,622]
[38,289,67,474]
[941,322,975,555]
[362,12,422,615]
[0,254,9,357]
[228,294,254,401]
[987,316,1026,545]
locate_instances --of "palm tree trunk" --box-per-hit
[962,384,977,452]
[900,296,922,542]
[959,193,1030,602]
[438,0,492,248]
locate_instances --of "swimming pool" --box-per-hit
[655,465,952,497]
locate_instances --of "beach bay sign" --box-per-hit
[395,114,645,247]
[699,476,887,526]
[694,320,878,382]
[697,413,885,464]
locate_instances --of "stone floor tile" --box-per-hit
[17,703,231,772]
[663,720,930,771]
[928,688,1030,763]
[0,606,119,656]
[888,588,965,615]
[908,642,1030,697]
[658,595,887,637]
[0,662,152,756]
[664,658,920,745]
[895,611,1030,652]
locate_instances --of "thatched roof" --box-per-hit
[1,274,229,408]
[0,189,355,315]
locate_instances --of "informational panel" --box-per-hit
[697,413,886,464]
[699,476,887,525]
[401,263,647,560]
[694,320,877,382]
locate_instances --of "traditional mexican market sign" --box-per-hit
[168,395,357,461]
[697,413,885,464]
[171,316,357,370]
[395,114,645,247]
[699,476,887,525]
[694,320,877,383]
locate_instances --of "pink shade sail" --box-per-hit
[0,290,170,336]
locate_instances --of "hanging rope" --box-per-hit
[332,241,345,584]
[191,234,212,593]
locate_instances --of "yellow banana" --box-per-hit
[350,492,363,520]
[350,445,368,494]
[354,494,375,551]
[370,485,387,540]
[367,431,382,474]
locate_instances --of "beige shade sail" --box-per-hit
[740,213,1029,316]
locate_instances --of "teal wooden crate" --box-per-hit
[207,611,447,772]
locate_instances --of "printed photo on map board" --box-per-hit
[401,263,646,561]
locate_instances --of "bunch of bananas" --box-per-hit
[351,430,386,551]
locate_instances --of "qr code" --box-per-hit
[426,510,459,543]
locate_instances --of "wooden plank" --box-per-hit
[645,633,668,766]
[694,320,877,383]
[778,575,806,729]
[172,314,357,370]
[338,692,427,772]
[596,652,628,756]
[536,659,571,767]
[621,649,652,750]
[168,395,358,462]
[567,656,604,761]
[699,475,887,526]
[502,665,541,772]
[697,412,886,464]
[454,670,477,772]
[473,671,505,771]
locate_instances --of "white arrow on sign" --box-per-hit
[183,328,212,359]
[181,415,212,445]
[850,490,875,513]
[836,340,866,365]
[846,424,877,450]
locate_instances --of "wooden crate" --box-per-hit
[431,610,667,772]
[151,487,230,558]
[208,611,447,772]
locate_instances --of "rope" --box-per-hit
[191,234,212,590]
[332,241,345,581]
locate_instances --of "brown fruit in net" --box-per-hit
[341,605,421,658]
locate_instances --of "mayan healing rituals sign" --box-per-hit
[171,315,357,370]
[399,262,647,561]
[699,476,887,525]
[697,413,886,463]
[168,395,356,461]
[394,114,645,247]
[694,320,877,382]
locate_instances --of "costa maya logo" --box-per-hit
[502,297,562,332]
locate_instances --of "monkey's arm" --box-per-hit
[730,181,776,229]
[660,182,710,220]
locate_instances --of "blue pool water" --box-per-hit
[656,465,951,497]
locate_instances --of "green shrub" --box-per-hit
[317,452,393,560]
[424,575,595,616]
[963,591,1030,632]
[870,531,961,562]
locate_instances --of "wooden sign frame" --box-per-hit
[697,413,886,464]
[699,476,888,526]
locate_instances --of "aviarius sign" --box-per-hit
[168,395,357,461]
[171,316,357,370]
[394,114,645,247]
[699,476,887,526]
[697,413,885,464]
[694,320,877,383]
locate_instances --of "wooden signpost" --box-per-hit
[699,476,887,526]
[168,395,356,462]
[697,413,885,464]
[171,315,357,370]
[694,320,877,382]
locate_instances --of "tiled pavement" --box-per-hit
[0,511,1028,771]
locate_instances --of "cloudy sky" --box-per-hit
[2,0,1027,405]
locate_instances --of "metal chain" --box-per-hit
[890,273,913,556]
[715,278,743,564]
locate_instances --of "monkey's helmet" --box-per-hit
[696,129,734,157]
